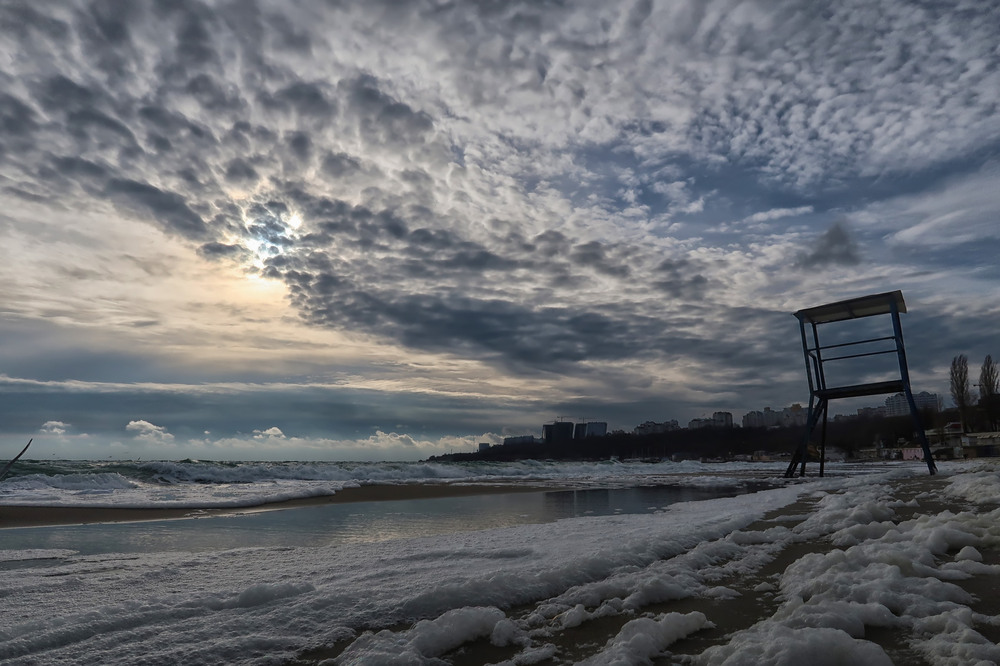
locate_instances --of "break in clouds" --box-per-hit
[2,0,1000,450]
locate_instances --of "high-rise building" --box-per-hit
[543,421,575,444]
[502,435,538,445]
[742,405,807,428]
[780,404,807,427]
[633,420,680,435]
[574,421,607,439]
[742,411,762,428]
[884,391,939,417]
[857,406,886,418]
[712,411,734,428]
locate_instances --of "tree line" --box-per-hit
[950,354,998,432]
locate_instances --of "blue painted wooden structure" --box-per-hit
[785,290,937,478]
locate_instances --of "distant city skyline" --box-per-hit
[2,1,999,460]
[501,390,945,442]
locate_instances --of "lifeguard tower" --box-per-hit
[785,290,936,478]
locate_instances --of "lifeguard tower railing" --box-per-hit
[785,290,936,478]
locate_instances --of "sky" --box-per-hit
[1,0,999,461]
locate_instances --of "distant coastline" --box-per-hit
[431,412,951,464]
[431,424,808,463]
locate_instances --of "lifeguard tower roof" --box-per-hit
[794,290,906,325]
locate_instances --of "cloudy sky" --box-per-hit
[1,0,999,461]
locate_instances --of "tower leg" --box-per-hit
[819,401,829,478]
[903,387,937,475]
[785,398,826,478]
[890,305,936,475]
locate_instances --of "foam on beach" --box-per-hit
[2,461,998,665]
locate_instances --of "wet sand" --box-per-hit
[0,482,551,528]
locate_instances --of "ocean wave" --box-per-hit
[2,472,138,492]
[0,458,797,508]
[5,458,785,485]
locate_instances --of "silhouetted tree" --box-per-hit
[950,354,973,433]
[980,354,999,430]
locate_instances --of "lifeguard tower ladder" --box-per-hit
[785,290,936,478]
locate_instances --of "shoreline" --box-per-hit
[5,469,998,664]
[0,482,553,529]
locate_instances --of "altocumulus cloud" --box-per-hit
[1,0,1000,454]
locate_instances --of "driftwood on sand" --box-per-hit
[0,438,32,482]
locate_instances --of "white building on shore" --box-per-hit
[884,391,940,417]
[688,412,733,429]
[633,420,680,435]
[741,404,808,428]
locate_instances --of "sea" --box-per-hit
[0,458,783,554]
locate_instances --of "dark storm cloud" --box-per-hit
[36,74,102,111]
[244,203,295,253]
[285,131,312,162]
[0,92,39,160]
[284,195,410,248]
[652,258,711,299]
[52,155,107,180]
[136,105,212,141]
[105,178,209,238]
[321,151,363,177]
[267,201,761,371]
[342,75,434,145]
[569,242,631,278]
[184,73,246,112]
[77,0,134,45]
[70,0,148,82]
[288,288,643,365]
[795,221,861,269]
[406,226,458,250]
[242,162,753,373]
[0,2,69,40]
[168,0,220,69]
[0,94,38,136]
[224,157,259,183]
[198,241,248,260]
[259,81,336,118]
[66,109,139,147]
